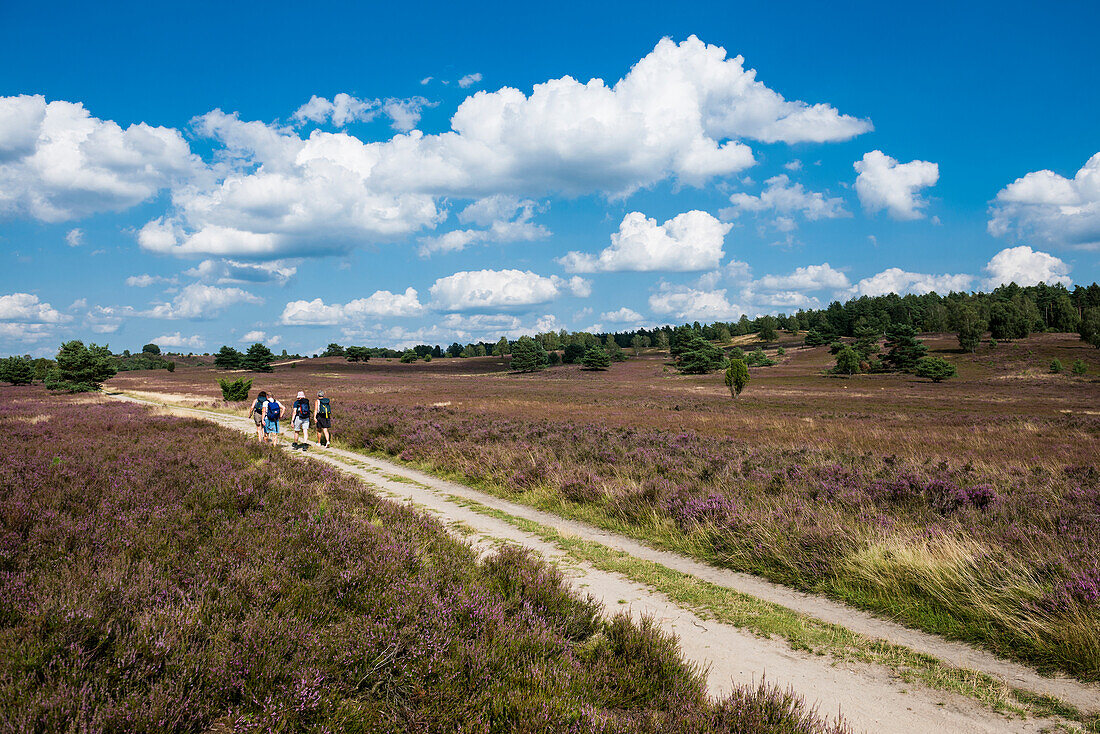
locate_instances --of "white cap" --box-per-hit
[297,391,306,398]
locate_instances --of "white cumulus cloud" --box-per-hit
[721,174,848,227]
[280,288,423,326]
[0,95,200,222]
[851,268,972,297]
[559,210,731,273]
[144,283,262,320]
[982,245,1071,289]
[152,332,204,349]
[135,38,866,260]
[429,269,586,312]
[648,283,741,321]
[0,292,69,324]
[183,258,297,286]
[988,152,1100,249]
[600,307,645,323]
[854,150,939,220]
[419,196,549,256]
[755,263,850,291]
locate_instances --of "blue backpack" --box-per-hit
[266,400,282,421]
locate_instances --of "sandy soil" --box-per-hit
[110,392,1099,733]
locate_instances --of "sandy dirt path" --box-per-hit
[110,393,1098,733]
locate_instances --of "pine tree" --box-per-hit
[241,343,275,373]
[580,347,611,370]
[46,341,117,392]
[675,335,725,374]
[883,325,927,371]
[0,356,35,385]
[510,336,548,372]
[214,345,243,370]
[832,345,860,375]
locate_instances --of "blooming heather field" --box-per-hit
[109,332,1100,680]
[0,387,855,733]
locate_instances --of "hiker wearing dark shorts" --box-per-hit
[291,391,311,450]
[315,391,332,447]
[250,391,267,442]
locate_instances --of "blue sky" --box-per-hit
[2,0,1098,355]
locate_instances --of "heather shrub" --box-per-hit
[913,356,957,382]
[217,376,253,401]
[1073,359,1088,375]
[1051,358,1064,374]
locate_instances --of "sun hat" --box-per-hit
[297,391,306,398]
[318,390,325,397]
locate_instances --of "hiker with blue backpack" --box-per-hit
[315,391,332,447]
[262,393,283,446]
[291,391,311,451]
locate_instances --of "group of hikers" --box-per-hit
[249,390,333,451]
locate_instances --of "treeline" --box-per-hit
[319,281,1100,360]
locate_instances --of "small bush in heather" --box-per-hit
[217,376,253,401]
[581,346,612,370]
[166,361,175,373]
[832,345,860,375]
[344,345,371,362]
[547,350,561,365]
[1050,358,1063,374]
[510,335,548,372]
[914,356,957,382]
[400,349,418,363]
[45,340,116,392]
[1072,359,1088,375]
[725,359,749,398]
[0,356,35,385]
[744,348,777,367]
[804,329,828,347]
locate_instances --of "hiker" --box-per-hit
[291,390,311,450]
[315,390,332,447]
[250,391,267,441]
[262,393,283,446]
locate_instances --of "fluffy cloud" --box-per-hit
[65,228,83,247]
[0,95,200,222]
[85,304,133,333]
[183,258,297,285]
[240,330,280,345]
[559,210,731,273]
[126,274,178,287]
[280,287,424,325]
[419,196,548,256]
[851,268,972,297]
[721,174,848,227]
[429,269,588,312]
[136,37,866,259]
[144,283,262,319]
[755,263,850,291]
[600,307,645,323]
[292,93,431,132]
[648,283,741,321]
[0,292,69,324]
[854,150,939,220]
[988,153,1100,249]
[152,332,204,349]
[458,73,483,89]
[982,245,1071,289]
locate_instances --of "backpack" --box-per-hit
[318,397,331,418]
[253,398,264,414]
[266,400,282,421]
[295,398,310,419]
